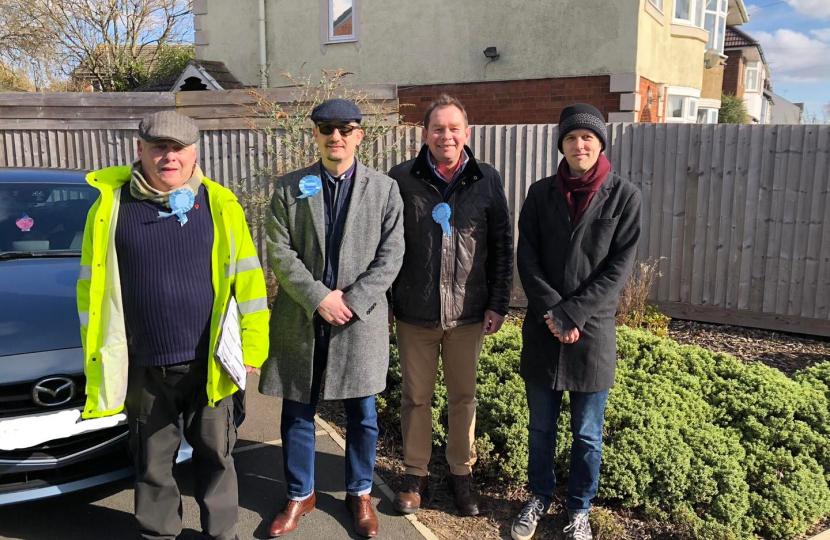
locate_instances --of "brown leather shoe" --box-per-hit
[345,493,379,537]
[267,492,316,537]
[393,474,430,514]
[448,473,481,516]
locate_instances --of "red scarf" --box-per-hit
[555,153,611,225]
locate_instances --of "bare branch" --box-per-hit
[0,0,192,91]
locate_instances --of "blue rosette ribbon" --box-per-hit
[298,175,322,199]
[432,202,452,237]
[158,188,195,227]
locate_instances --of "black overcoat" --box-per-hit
[517,171,641,392]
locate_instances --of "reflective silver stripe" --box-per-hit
[225,230,237,279]
[226,257,261,278]
[235,256,261,273]
[78,265,92,280]
[238,297,268,315]
[79,312,89,326]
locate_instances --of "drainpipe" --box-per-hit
[258,0,268,88]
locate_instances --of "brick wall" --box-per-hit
[334,18,352,36]
[637,76,663,123]
[398,76,619,125]
[723,51,745,98]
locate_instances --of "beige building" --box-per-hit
[195,0,748,124]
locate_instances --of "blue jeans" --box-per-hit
[281,323,378,500]
[525,382,609,512]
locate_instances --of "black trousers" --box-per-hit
[125,361,238,540]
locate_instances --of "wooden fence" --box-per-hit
[0,87,398,130]
[1,120,828,336]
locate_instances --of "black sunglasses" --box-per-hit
[316,123,360,136]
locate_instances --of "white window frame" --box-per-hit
[673,0,705,28]
[648,0,663,11]
[745,61,760,92]
[667,95,685,120]
[704,0,728,53]
[323,0,359,44]
[698,98,721,124]
[665,86,702,124]
[687,98,698,121]
[697,107,719,124]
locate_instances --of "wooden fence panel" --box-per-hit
[1,123,828,336]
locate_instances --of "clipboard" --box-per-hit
[215,296,247,390]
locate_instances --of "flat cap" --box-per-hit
[310,99,362,124]
[138,110,199,146]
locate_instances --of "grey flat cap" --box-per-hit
[310,99,362,124]
[138,111,199,146]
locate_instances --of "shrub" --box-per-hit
[379,324,830,539]
[720,93,750,124]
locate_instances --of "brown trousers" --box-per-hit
[397,320,485,476]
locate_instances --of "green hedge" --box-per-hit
[376,325,830,540]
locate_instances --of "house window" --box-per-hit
[697,107,719,124]
[674,0,704,27]
[666,90,700,123]
[704,0,728,53]
[745,61,760,92]
[687,99,698,121]
[649,0,663,11]
[668,96,684,119]
[328,0,355,42]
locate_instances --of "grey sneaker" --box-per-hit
[510,496,548,540]
[563,512,593,540]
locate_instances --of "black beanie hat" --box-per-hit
[557,103,607,152]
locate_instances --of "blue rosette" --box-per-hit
[298,175,322,199]
[432,202,452,237]
[158,188,195,226]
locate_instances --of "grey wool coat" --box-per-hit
[259,161,405,403]
[517,171,641,393]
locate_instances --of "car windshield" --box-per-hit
[0,183,97,256]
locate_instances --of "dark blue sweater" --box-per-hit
[115,185,215,366]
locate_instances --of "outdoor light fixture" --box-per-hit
[483,46,500,60]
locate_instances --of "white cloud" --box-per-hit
[755,29,830,83]
[811,28,830,41]
[785,0,830,19]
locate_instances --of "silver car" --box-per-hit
[0,168,137,505]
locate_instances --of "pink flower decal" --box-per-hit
[15,214,34,232]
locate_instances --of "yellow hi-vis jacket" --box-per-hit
[77,166,270,419]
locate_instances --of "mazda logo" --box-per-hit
[31,377,76,407]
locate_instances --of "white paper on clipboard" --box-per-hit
[215,296,246,391]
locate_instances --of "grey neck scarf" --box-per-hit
[129,161,203,209]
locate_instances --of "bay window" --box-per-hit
[675,0,704,27]
[665,87,702,124]
[704,0,728,53]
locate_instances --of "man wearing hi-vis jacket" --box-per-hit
[77,111,269,540]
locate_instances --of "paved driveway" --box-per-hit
[0,374,429,540]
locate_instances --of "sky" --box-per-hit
[741,0,830,121]
[332,0,352,19]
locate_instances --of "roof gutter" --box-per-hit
[258,0,268,88]
[735,0,750,24]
